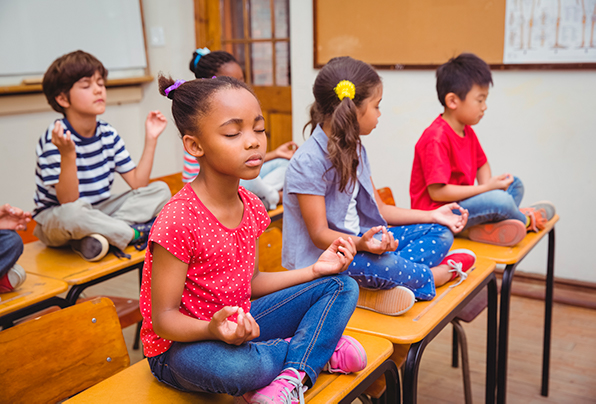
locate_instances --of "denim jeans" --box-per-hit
[148,275,359,396]
[241,158,289,209]
[458,176,526,230]
[346,224,453,301]
[0,230,23,278]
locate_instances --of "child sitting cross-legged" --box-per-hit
[410,53,555,247]
[33,50,171,261]
[282,57,477,317]
[140,74,367,404]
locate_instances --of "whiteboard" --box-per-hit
[0,0,147,86]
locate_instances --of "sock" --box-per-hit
[525,216,531,228]
[132,228,141,242]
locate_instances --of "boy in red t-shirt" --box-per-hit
[410,53,555,246]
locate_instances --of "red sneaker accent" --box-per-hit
[439,249,477,281]
[468,219,526,246]
[521,207,547,232]
[0,264,26,293]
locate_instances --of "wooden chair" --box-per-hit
[0,297,130,404]
[64,330,398,404]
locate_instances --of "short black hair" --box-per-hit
[42,50,108,115]
[189,50,240,79]
[436,53,492,107]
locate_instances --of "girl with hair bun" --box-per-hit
[184,48,297,210]
[139,74,366,403]
[282,56,477,316]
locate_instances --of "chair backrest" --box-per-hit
[0,297,130,404]
[376,187,396,206]
[258,227,286,272]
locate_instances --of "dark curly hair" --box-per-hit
[189,50,240,79]
[158,74,254,139]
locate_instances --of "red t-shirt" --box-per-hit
[140,184,271,357]
[410,115,487,210]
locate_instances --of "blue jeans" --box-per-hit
[458,176,526,230]
[241,158,289,209]
[148,275,359,396]
[0,230,23,278]
[347,224,453,301]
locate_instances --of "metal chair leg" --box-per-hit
[452,319,473,404]
[452,324,459,368]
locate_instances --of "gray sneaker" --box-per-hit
[529,201,556,221]
[70,234,109,262]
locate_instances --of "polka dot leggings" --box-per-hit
[346,223,453,301]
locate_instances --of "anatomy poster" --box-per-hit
[504,0,596,63]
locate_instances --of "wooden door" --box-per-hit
[194,0,292,152]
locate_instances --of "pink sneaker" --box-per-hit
[324,335,367,374]
[439,249,477,282]
[243,368,306,404]
[0,264,26,293]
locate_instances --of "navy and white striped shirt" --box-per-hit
[33,119,136,217]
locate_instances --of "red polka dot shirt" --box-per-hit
[139,184,271,357]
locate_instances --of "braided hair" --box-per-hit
[189,50,240,79]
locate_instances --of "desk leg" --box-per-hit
[337,359,400,404]
[496,262,517,404]
[486,275,497,404]
[402,339,427,404]
[541,228,555,396]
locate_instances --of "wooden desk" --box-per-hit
[65,330,399,404]
[452,215,559,403]
[0,273,69,328]
[347,257,498,404]
[18,241,146,305]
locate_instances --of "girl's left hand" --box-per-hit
[430,203,469,234]
[312,237,356,277]
[274,141,298,160]
[145,111,168,140]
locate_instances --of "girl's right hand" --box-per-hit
[51,121,76,157]
[356,225,398,255]
[208,306,260,345]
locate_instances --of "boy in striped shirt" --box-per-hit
[33,51,171,261]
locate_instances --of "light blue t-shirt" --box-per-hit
[282,125,386,269]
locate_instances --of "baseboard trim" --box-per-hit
[494,268,596,310]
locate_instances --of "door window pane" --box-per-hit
[274,0,289,38]
[251,42,273,85]
[275,41,289,86]
[250,0,271,39]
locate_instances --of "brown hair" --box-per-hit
[42,50,108,115]
[306,56,381,192]
[158,74,254,139]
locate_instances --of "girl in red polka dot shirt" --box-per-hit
[139,74,366,403]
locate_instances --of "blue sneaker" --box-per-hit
[130,217,156,251]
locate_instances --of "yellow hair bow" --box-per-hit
[334,80,355,101]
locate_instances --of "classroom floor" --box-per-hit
[86,271,596,404]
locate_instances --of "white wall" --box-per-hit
[290,0,596,283]
[0,0,196,210]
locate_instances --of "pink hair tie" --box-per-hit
[165,79,186,98]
